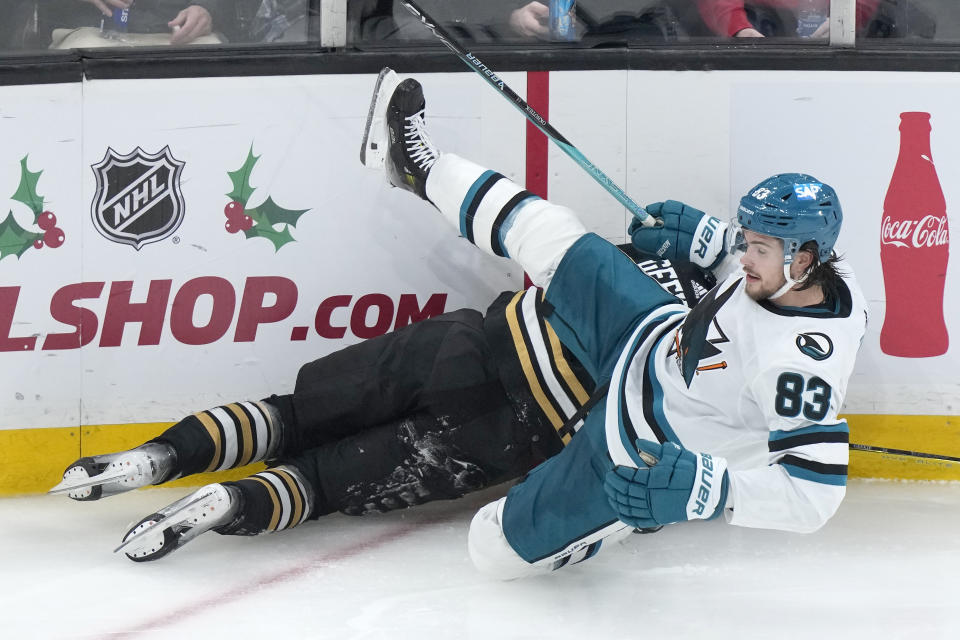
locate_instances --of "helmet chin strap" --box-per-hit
[769,262,808,301]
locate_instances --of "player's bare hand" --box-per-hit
[81,0,132,19]
[734,27,764,37]
[509,1,550,39]
[168,6,213,45]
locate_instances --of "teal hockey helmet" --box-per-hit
[735,174,842,263]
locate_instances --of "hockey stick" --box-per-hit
[398,0,655,227]
[849,443,960,465]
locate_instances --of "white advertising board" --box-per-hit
[2,68,958,430]
[0,73,525,429]
[0,82,83,429]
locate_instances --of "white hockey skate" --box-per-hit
[115,483,240,562]
[360,67,440,200]
[48,442,177,501]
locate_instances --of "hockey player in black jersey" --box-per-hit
[51,270,711,562]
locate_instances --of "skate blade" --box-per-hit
[48,466,130,495]
[359,67,399,168]
[112,488,215,554]
[120,516,171,560]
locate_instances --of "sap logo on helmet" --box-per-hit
[796,332,834,361]
[793,183,823,201]
[751,187,772,200]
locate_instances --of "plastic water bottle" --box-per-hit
[549,0,576,41]
[795,0,825,38]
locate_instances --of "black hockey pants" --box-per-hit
[267,309,561,517]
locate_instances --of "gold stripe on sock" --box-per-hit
[194,411,223,473]
[250,475,283,531]
[272,468,305,528]
[227,403,255,467]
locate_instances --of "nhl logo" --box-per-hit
[91,146,185,250]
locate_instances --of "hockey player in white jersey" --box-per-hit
[360,68,867,578]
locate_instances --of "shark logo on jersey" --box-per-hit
[672,318,730,378]
[672,278,740,387]
[796,332,834,361]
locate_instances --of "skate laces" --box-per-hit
[404,110,438,171]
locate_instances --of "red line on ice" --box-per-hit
[104,521,426,639]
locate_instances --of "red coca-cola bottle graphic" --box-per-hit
[880,112,949,357]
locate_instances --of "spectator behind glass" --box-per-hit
[43,0,225,47]
[508,1,680,42]
[345,1,679,44]
[508,1,551,38]
[697,0,879,38]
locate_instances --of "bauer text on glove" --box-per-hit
[629,200,728,270]
[602,439,729,529]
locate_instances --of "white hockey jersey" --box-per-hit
[427,153,868,535]
[624,269,867,532]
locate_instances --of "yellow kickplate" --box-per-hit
[1,414,957,494]
[0,423,264,496]
[845,414,960,482]
[0,426,81,496]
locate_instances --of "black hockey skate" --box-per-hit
[48,442,177,501]
[115,483,240,562]
[360,67,440,200]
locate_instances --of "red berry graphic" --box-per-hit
[225,219,240,234]
[239,215,254,232]
[44,227,65,249]
[224,201,244,220]
[38,211,57,231]
[33,238,44,250]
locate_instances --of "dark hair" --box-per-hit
[794,240,845,301]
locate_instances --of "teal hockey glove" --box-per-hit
[603,440,729,529]
[629,200,728,270]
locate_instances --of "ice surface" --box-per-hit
[1,479,958,639]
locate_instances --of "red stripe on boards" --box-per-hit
[524,71,550,289]
[525,70,550,200]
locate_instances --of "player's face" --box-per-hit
[739,230,787,301]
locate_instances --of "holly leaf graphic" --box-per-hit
[247,196,309,228]
[244,222,296,252]
[11,156,45,218]
[0,211,40,261]
[226,146,259,206]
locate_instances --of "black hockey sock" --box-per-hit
[154,400,284,477]
[217,465,314,536]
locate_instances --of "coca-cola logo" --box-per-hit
[881,215,949,249]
